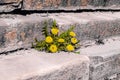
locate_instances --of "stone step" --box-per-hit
[0,14,53,53]
[0,50,89,80]
[48,12,120,41]
[0,12,120,53]
[23,0,120,10]
[80,37,120,80]
[0,36,120,80]
[0,0,120,12]
[0,0,21,12]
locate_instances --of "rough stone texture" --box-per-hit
[80,37,120,80]
[1,12,120,53]
[0,0,20,3]
[0,14,53,53]
[0,23,6,46]
[0,0,22,12]
[0,0,120,12]
[0,49,90,80]
[48,12,120,41]
[117,73,120,80]
[22,0,120,10]
[107,74,117,80]
[89,0,120,7]
[23,0,81,10]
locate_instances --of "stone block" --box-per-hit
[23,0,82,10]
[0,0,120,12]
[1,12,120,53]
[0,0,20,3]
[80,38,120,80]
[22,0,120,10]
[0,14,52,53]
[0,49,90,80]
[117,73,120,80]
[88,0,120,7]
[0,0,22,12]
[48,12,120,41]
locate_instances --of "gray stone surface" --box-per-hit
[0,14,53,53]
[107,74,117,80]
[1,0,120,12]
[48,12,120,41]
[88,0,120,7]
[0,0,22,12]
[0,49,89,80]
[0,37,120,80]
[21,0,120,10]
[80,37,120,80]
[1,12,120,53]
[117,73,120,80]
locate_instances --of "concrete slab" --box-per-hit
[0,49,89,80]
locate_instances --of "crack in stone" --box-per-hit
[0,9,120,15]
[0,48,26,55]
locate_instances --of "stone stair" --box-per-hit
[0,50,89,80]
[0,0,120,80]
[1,12,120,53]
[80,37,120,80]
[0,14,52,53]
[0,12,120,80]
[1,0,120,12]
[0,36,120,80]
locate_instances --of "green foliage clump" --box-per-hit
[32,20,80,53]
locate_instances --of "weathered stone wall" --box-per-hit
[0,0,120,12]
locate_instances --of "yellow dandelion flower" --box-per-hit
[49,44,57,53]
[45,36,53,43]
[51,28,59,35]
[71,38,78,44]
[69,31,76,37]
[58,38,65,43]
[66,44,74,51]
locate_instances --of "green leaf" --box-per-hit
[42,21,49,37]
[52,20,57,28]
[35,38,38,42]
[75,43,80,49]
[32,42,34,48]
[59,26,74,38]
[34,40,46,51]
[32,20,80,54]
[35,47,44,51]
[74,51,80,54]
